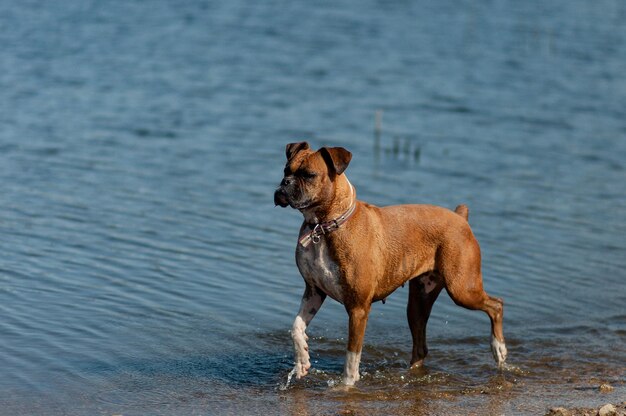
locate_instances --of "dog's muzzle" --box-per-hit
[275,176,298,208]
[274,188,289,207]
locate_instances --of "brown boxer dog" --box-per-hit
[274,142,507,385]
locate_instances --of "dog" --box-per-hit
[274,142,507,385]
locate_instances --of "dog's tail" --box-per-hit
[454,204,469,221]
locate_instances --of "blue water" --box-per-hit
[1,1,625,414]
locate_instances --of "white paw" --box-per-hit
[342,372,360,386]
[292,341,310,378]
[293,357,311,379]
[342,351,361,385]
[291,332,310,378]
[491,336,508,366]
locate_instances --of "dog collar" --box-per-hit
[299,183,357,248]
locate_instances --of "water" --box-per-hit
[1,1,625,414]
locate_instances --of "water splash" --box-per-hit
[279,367,297,391]
[500,362,527,376]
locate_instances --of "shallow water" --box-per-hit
[1,0,625,414]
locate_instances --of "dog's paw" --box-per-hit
[491,336,508,366]
[293,357,311,379]
[292,332,310,379]
[342,351,361,385]
[342,372,360,386]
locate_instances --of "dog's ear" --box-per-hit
[320,147,352,176]
[285,141,310,161]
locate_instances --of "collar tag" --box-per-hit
[298,201,357,248]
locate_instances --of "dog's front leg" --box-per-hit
[291,285,326,379]
[343,304,371,385]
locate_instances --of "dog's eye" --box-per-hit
[299,171,317,180]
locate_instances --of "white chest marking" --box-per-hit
[296,240,344,303]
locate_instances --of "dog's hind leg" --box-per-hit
[448,283,507,366]
[407,271,444,368]
[436,233,508,367]
[441,249,507,367]
[483,294,507,366]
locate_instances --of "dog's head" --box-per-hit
[274,141,352,210]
